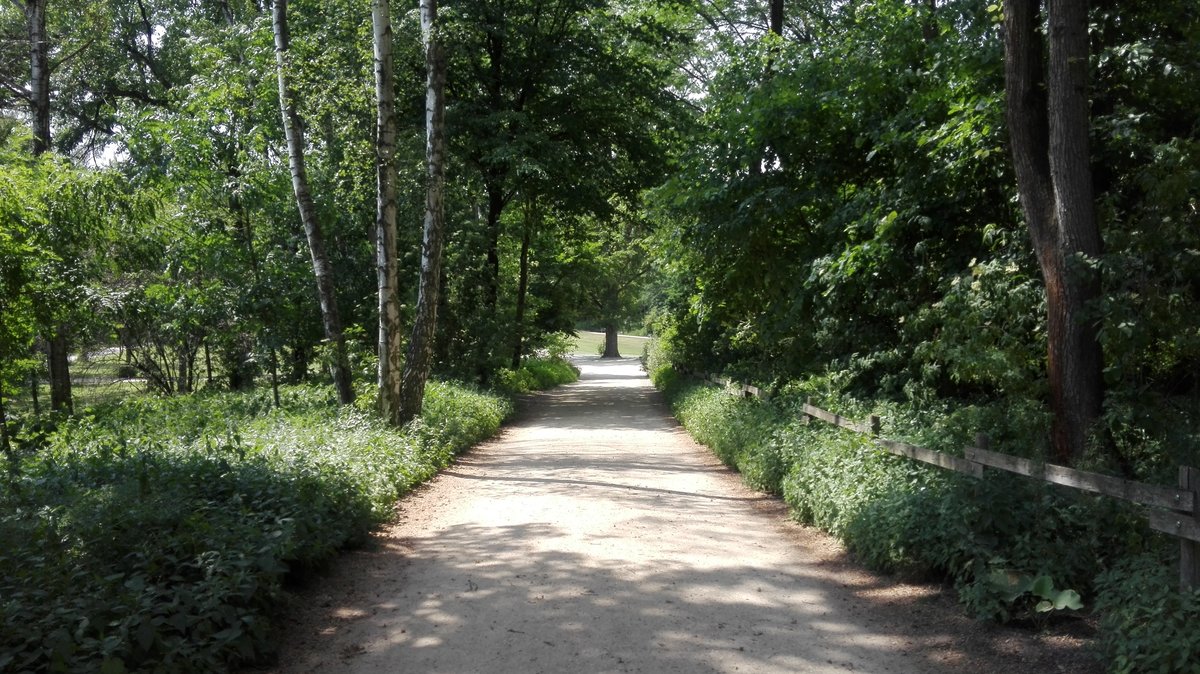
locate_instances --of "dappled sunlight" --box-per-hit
[287,518,985,673]
[268,345,1092,674]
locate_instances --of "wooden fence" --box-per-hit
[690,371,1200,591]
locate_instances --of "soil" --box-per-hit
[257,356,1101,673]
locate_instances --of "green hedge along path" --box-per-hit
[264,357,1096,673]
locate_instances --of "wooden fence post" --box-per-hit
[802,397,811,425]
[1181,466,1200,592]
[868,415,881,436]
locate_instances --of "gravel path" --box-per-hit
[263,357,1098,673]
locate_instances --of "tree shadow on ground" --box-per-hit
[273,519,1099,674]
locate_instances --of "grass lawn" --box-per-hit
[571,331,652,358]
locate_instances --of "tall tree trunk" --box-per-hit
[602,322,621,359]
[270,346,281,409]
[484,183,505,314]
[769,0,783,36]
[511,200,533,370]
[25,0,72,413]
[922,0,938,43]
[1046,0,1105,464]
[373,0,404,424]
[0,380,11,461]
[271,0,355,405]
[176,350,192,394]
[1003,0,1104,465]
[47,329,72,413]
[396,0,447,425]
[27,0,49,155]
[204,341,214,387]
[29,358,40,415]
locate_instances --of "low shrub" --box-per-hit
[0,382,510,673]
[494,356,579,395]
[1093,552,1200,673]
[658,368,1174,668]
[672,385,786,494]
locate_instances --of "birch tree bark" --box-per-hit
[1003,0,1105,465]
[396,0,447,425]
[373,0,404,424]
[271,0,355,405]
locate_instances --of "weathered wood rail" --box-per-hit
[687,369,1200,591]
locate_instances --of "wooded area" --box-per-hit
[2,0,1199,671]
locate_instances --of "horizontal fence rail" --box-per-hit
[687,369,1200,591]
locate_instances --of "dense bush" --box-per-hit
[659,370,1193,668]
[1094,553,1200,673]
[0,382,511,673]
[493,356,580,395]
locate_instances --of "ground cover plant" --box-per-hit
[648,347,1198,671]
[0,356,577,673]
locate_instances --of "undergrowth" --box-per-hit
[650,351,1192,671]
[0,358,574,673]
[493,356,580,395]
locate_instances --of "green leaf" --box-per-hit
[1029,575,1055,599]
[1052,589,1083,611]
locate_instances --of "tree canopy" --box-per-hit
[0,0,1194,466]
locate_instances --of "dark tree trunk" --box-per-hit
[204,342,214,387]
[289,343,309,382]
[29,365,39,415]
[270,347,281,409]
[0,380,11,460]
[602,323,621,359]
[511,202,533,370]
[47,330,72,413]
[1003,0,1104,465]
[1046,0,1105,464]
[484,184,505,314]
[272,0,355,405]
[27,0,72,413]
[176,350,192,394]
[922,0,938,43]
[769,0,783,36]
[397,0,447,426]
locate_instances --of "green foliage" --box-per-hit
[659,370,1150,630]
[671,384,786,495]
[642,336,677,390]
[646,5,1200,667]
[1094,553,1200,674]
[0,382,509,672]
[493,357,580,395]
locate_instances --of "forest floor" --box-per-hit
[259,357,1100,674]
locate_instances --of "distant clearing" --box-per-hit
[571,331,651,357]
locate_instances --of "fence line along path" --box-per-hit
[264,356,1092,674]
[693,369,1200,592]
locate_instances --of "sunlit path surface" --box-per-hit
[266,357,1089,674]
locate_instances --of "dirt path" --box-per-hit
[264,357,1098,673]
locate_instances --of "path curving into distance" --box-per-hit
[264,357,1096,674]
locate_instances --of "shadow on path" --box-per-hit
[262,356,1099,674]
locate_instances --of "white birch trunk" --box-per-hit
[396,0,448,425]
[373,0,404,424]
